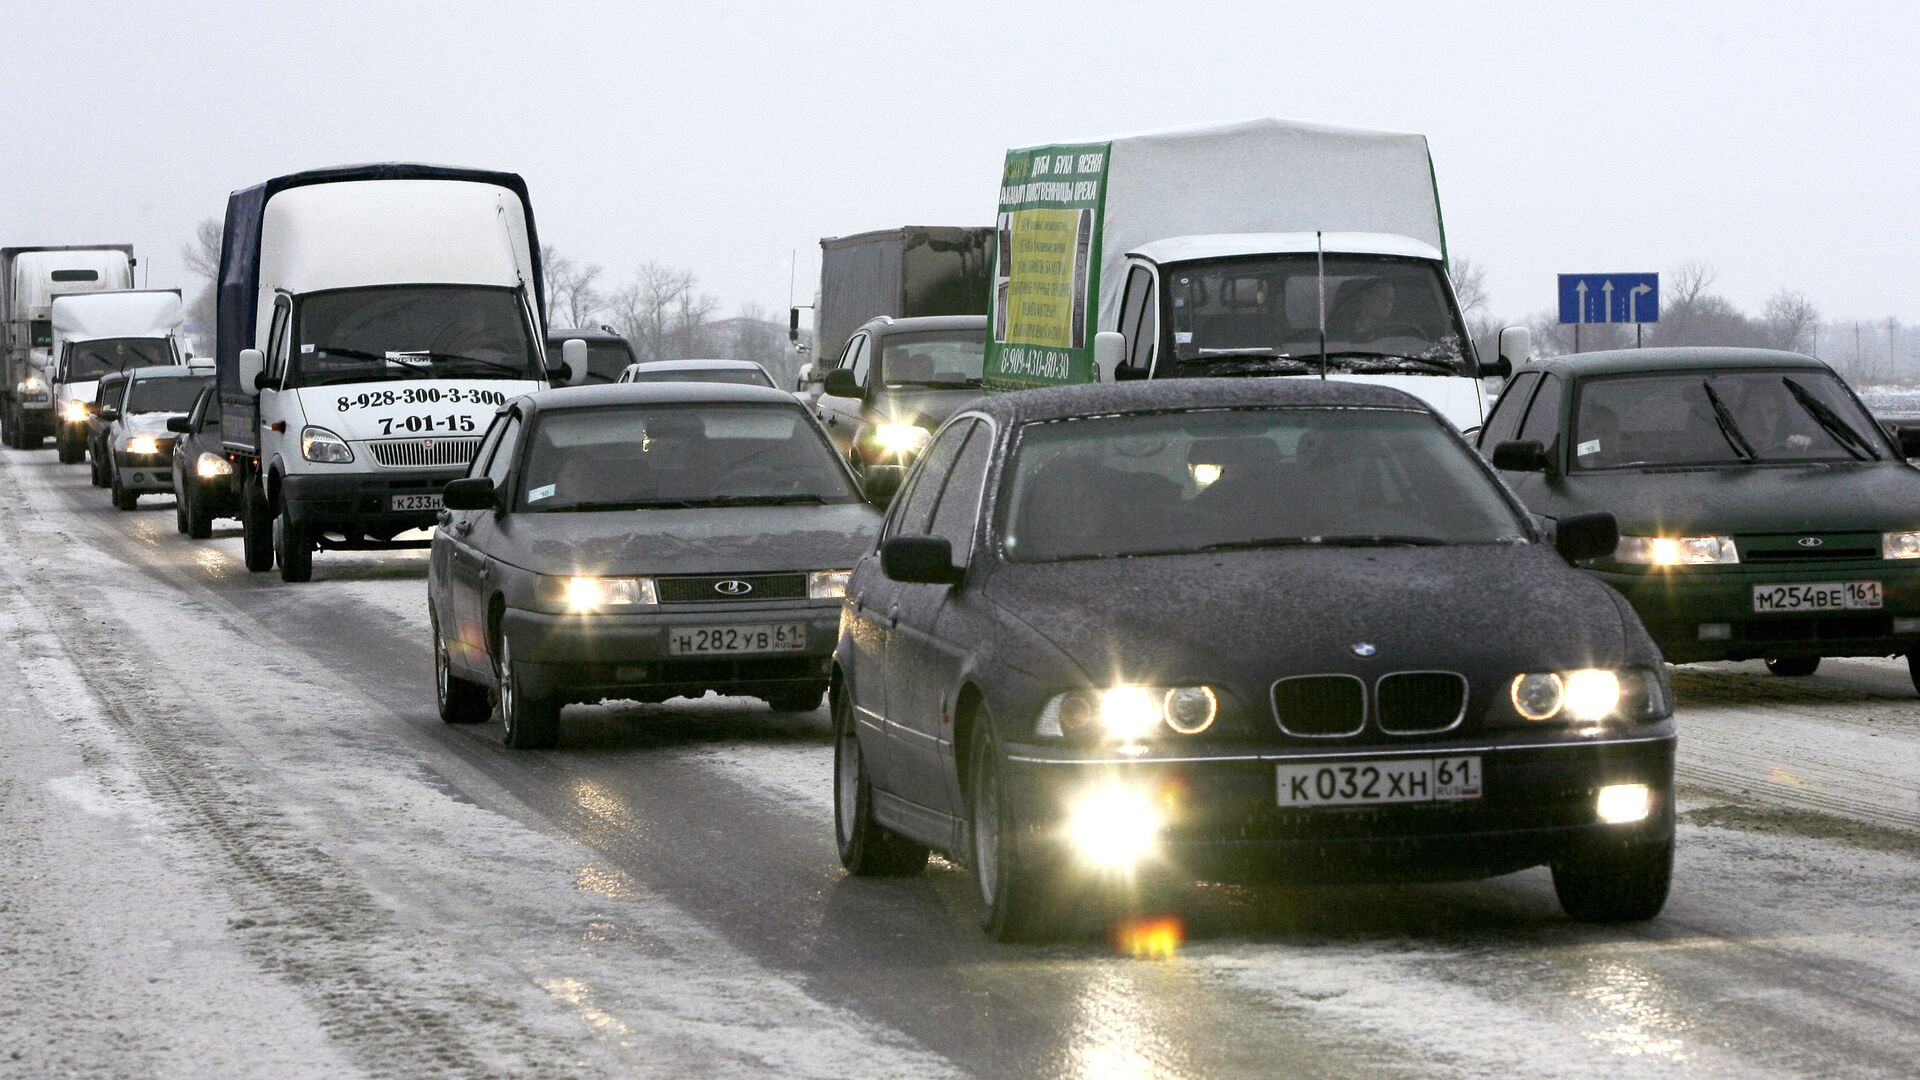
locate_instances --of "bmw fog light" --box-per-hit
[1065,785,1162,869]
[1596,783,1652,825]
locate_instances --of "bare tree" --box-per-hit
[539,243,604,328]
[1448,256,1489,318]
[180,217,223,343]
[1761,289,1821,353]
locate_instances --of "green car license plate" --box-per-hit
[1752,581,1881,613]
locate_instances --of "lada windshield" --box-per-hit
[1573,369,1888,469]
[1001,408,1527,563]
[124,376,208,414]
[66,337,176,380]
[1166,255,1469,374]
[880,330,985,387]
[519,403,860,511]
[292,285,541,387]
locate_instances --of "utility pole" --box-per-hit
[1892,318,1902,382]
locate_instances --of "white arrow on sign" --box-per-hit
[1630,283,1652,323]
[1602,279,1615,323]
[1575,281,1588,324]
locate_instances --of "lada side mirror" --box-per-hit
[1093,331,1125,383]
[1491,439,1553,474]
[562,338,590,386]
[238,348,266,396]
[822,367,862,399]
[443,477,499,512]
[1554,512,1620,563]
[881,536,963,586]
[165,416,191,433]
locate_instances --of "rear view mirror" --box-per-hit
[862,464,906,505]
[238,348,266,396]
[97,407,120,423]
[1554,512,1620,563]
[166,416,191,434]
[1491,439,1553,474]
[881,536,963,585]
[822,367,862,399]
[794,362,815,392]
[443,477,499,512]
[1093,331,1125,382]
[1485,325,1530,378]
[562,338,589,386]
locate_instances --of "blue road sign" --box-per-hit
[1558,273,1660,324]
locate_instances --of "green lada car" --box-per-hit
[1478,347,1920,688]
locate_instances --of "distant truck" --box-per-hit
[217,163,575,582]
[48,290,185,462]
[1,244,136,448]
[983,118,1524,433]
[792,226,992,393]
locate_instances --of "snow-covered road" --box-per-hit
[1,446,1917,1078]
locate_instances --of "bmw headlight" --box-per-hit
[125,434,160,456]
[1883,530,1920,560]
[196,452,233,478]
[1036,684,1220,740]
[538,575,659,612]
[1508,667,1665,723]
[868,422,931,457]
[299,425,354,464]
[1614,534,1738,566]
[808,568,852,599]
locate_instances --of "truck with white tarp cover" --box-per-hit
[983,118,1498,432]
[217,163,570,582]
[2,245,135,448]
[793,226,991,388]
[48,289,185,462]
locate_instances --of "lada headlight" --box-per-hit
[1613,534,1738,566]
[539,575,658,612]
[63,399,89,423]
[1509,667,1666,723]
[1036,684,1219,740]
[808,569,852,599]
[1883,530,1920,560]
[300,425,354,464]
[867,422,931,457]
[196,452,233,478]
[125,434,160,456]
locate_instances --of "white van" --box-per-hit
[49,290,185,462]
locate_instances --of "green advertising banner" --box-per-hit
[985,141,1110,390]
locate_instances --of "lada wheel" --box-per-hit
[1551,836,1673,922]
[90,447,108,487]
[833,686,929,876]
[241,481,274,572]
[1764,656,1820,677]
[186,482,214,540]
[174,486,190,533]
[969,719,1058,942]
[110,471,137,511]
[433,606,490,725]
[274,502,312,583]
[497,634,559,750]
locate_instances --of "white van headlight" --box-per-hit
[300,426,354,463]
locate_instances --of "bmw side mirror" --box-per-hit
[1093,331,1125,383]
[862,464,906,505]
[165,416,191,433]
[1554,511,1620,563]
[881,535,963,586]
[443,477,499,512]
[1491,439,1553,474]
[822,367,862,399]
[238,348,266,397]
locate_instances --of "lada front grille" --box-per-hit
[1739,533,1880,562]
[368,437,482,468]
[1375,672,1468,734]
[1271,675,1366,737]
[655,573,808,604]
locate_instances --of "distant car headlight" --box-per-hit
[1036,684,1221,740]
[539,575,658,612]
[1509,667,1663,723]
[124,434,160,456]
[1613,534,1738,566]
[196,452,232,478]
[868,422,931,457]
[62,399,89,423]
[299,425,354,464]
[1883,530,1920,559]
[808,568,852,599]
[17,377,47,399]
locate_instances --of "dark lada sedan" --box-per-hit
[833,379,1674,940]
[429,382,882,748]
[1479,348,1920,685]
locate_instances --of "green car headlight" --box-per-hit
[1883,530,1920,560]
[1614,534,1739,566]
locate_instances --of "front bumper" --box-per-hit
[1000,733,1676,884]
[502,601,841,704]
[114,448,179,492]
[281,469,463,539]
[1594,562,1920,662]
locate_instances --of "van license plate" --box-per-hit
[1276,756,1481,807]
[1752,581,1881,613]
[392,494,443,511]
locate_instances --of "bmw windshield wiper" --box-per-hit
[1781,377,1879,461]
[1700,380,1757,463]
[1199,533,1449,552]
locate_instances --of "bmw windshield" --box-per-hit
[1001,408,1527,563]
[291,285,542,388]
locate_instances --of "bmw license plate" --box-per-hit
[391,494,443,512]
[1752,581,1881,613]
[1276,756,1481,807]
[668,623,807,655]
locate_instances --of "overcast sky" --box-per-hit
[7,1,1915,332]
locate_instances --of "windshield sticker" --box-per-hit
[527,483,556,503]
[1174,332,1193,344]
[301,343,316,353]
[385,351,432,367]
[1577,439,1602,457]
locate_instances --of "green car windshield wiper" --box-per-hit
[1198,533,1449,552]
[1700,381,1757,463]
[1781,377,1879,461]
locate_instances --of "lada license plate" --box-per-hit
[1752,580,1881,613]
[391,494,443,512]
[1276,756,1481,807]
[668,623,807,656]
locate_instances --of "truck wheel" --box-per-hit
[433,606,491,724]
[1552,836,1673,922]
[969,718,1060,942]
[58,432,82,465]
[110,471,137,511]
[186,481,215,540]
[1,406,14,448]
[275,503,312,582]
[1764,656,1820,677]
[241,480,275,572]
[834,685,929,876]
[497,634,559,749]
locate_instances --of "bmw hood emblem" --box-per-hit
[1351,642,1378,658]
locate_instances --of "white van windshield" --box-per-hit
[66,337,175,381]
[291,285,541,388]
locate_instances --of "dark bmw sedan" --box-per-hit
[429,382,882,748]
[1479,348,1920,685]
[833,379,1675,940]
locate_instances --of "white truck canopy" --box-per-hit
[50,290,183,343]
[10,249,135,318]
